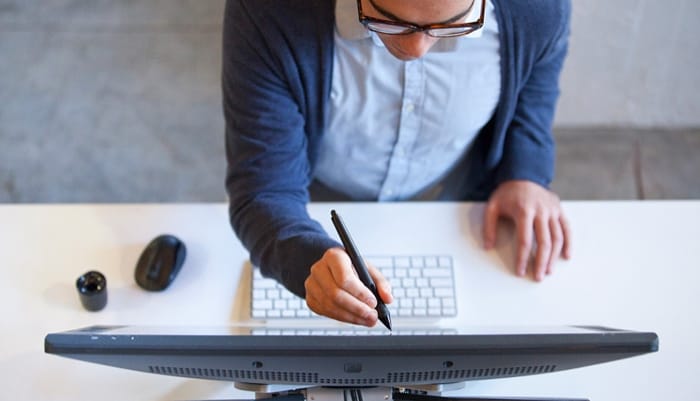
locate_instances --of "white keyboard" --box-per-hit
[251,255,457,320]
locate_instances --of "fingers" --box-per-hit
[304,248,380,327]
[368,263,393,304]
[532,214,551,281]
[487,181,572,282]
[515,211,534,277]
[524,206,576,281]
[560,213,572,260]
[305,283,377,326]
[522,208,572,281]
[482,201,500,250]
[547,215,565,275]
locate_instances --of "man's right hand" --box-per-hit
[304,248,393,327]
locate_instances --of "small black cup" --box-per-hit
[76,270,108,311]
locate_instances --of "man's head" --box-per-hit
[357,0,483,61]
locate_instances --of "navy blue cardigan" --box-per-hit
[222,0,571,297]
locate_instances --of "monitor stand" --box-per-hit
[233,382,589,401]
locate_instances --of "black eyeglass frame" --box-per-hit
[356,0,486,38]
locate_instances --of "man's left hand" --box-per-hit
[482,180,571,281]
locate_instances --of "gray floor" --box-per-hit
[1,0,699,203]
[552,128,700,200]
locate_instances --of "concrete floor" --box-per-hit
[1,0,699,203]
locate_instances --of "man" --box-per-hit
[223,0,572,327]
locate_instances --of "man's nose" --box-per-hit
[399,32,438,59]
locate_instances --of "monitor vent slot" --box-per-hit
[387,364,557,383]
[318,377,389,385]
[148,366,319,383]
[147,364,556,384]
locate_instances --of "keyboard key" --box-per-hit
[422,268,452,277]
[288,298,302,310]
[435,287,455,298]
[430,278,453,287]
[296,309,312,318]
[395,257,411,268]
[443,308,457,315]
[256,279,278,289]
[428,308,442,316]
[255,299,273,310]
[367,256,393,268]
[411,256,425,267]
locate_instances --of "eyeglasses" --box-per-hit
[356,0,486,38]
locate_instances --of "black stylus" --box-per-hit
[331,210,392,331]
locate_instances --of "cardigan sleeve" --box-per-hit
[494,0,572,188]
[222,0,339,298]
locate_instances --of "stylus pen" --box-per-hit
[331,210,392,331]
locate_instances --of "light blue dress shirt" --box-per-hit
[313,0,501,201]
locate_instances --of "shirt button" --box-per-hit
[404,103,415,113]
[397,146,410,157]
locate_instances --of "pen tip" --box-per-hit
[380,317,392,331]
[378,305,392,331]
[382,321,392,331]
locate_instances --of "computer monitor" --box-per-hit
[44,325,657,390]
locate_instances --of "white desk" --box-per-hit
[1,201,698,401]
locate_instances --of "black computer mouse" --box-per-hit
[134,234,186,291]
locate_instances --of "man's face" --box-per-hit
[361,0,476,61]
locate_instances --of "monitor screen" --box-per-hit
[44,325,658,387]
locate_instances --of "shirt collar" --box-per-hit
[335,0,484,52]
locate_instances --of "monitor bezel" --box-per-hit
[44,324,659,387]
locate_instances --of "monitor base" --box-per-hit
[232,383,588,401]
